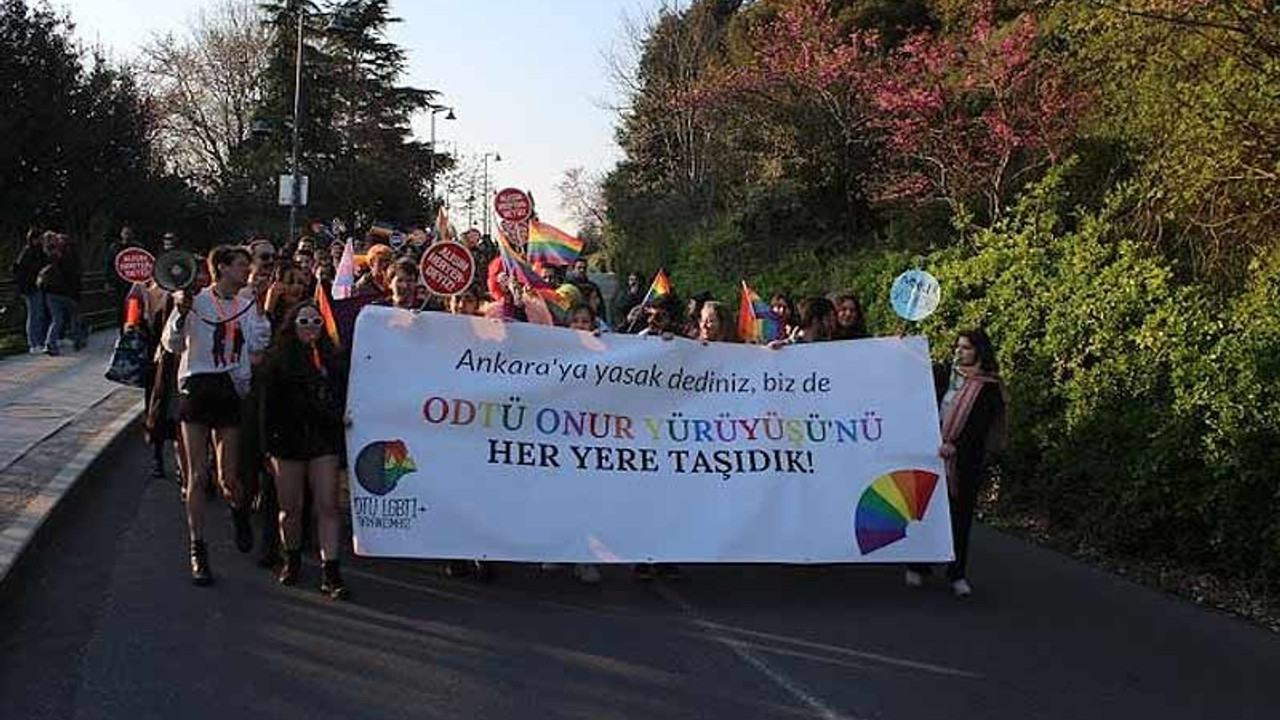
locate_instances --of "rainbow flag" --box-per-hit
[738,280,782,344]
[527,220,583,266]
[435,205,455,244]
[315,282,341,348]
[641,270,672,307]
[496,228,551,289]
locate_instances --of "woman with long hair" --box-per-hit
[906,329,1007,598]
[263,301,350,600]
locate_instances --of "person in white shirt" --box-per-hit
[161,245,271,586]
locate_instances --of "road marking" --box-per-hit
[654,581,862,720]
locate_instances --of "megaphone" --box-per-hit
[153,251,200,292]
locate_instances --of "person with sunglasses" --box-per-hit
[262,301,350,600]
[161,245,272,585]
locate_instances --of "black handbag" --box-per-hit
[104,327,150,388]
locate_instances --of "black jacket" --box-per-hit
[934,364,1006,481]
[12,245,48,295]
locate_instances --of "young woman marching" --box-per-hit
[906,329,1007,597]
[161,245,271,585]
[263,301,350,600]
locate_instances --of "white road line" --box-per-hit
[654,581,864,720]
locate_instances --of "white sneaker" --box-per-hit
[573,563,601,585]
[904,569,924,588]
[951,578,972,598]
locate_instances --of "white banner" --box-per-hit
[345,307,952,564]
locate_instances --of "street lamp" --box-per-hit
[482,151,502,240]
[285,7,353,244]
[427,104,456,207]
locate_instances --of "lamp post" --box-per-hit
[482,151,501,240]
[287,8,305,244]
[427,104,455,208]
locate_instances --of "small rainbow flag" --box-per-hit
[641,270,672,307]
[738,280,782,344]
[527,220,584,266]
[496,228,551,289]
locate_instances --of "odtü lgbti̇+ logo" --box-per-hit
[354,440,417,496]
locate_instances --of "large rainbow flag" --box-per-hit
[641,269,672,307]
[737,280,782,344]
[527,220,583,267]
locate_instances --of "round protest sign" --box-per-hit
[890,270,941,322]
[114,247,156,283]
[494,187,532,223]
[419,242,476,297]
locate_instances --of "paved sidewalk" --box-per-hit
[0,330,144,584]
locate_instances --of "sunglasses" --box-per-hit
[295,317,324,327]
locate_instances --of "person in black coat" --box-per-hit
[11,228,49,353]
[907,329,1007,597]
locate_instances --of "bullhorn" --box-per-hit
[153,251,200,292]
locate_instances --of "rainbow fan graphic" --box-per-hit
[854,469,940,554]
[354,439,418,496]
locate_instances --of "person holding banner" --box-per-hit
[768,297,838,347]
[388,259,422,311]
[906,329,1007,598]
[831,293,869,340]
[354,244,395,299]
[262,301,350,600]
[162,245,271,586]
[696,301,737,344]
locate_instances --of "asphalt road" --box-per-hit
[1,434,1277,720]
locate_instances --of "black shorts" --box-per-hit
[178,373,241,428]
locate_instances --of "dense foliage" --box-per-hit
[604,0,1280,585]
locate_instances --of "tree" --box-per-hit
[871,3,1086,222]
[140,0,271,192]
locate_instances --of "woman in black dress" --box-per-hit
[263,301,349,599]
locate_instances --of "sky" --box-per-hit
[53,0,658,233]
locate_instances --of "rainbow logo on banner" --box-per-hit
[355,439,418,496]
[854,469,940,554]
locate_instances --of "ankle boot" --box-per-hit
[319,560,349,600]
[277,551,301,586]
[189,541,213,586]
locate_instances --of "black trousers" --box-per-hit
[909,468,986,581]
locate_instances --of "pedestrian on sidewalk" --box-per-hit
[11,227,49,353]
[906,329,1008,598]
[161,245,271,586]
[37,232,79,356]
[263,301,349,600]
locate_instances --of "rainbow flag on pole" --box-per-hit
[496,228,550,289]
[641,270,672,307]
[738,280,782,344]
[527,220,584,266]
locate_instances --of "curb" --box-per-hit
[0,399,145,587]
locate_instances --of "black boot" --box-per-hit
[278,551,302,586]
[190,541,213,586]
[320,560,349,601]
[232,506,254,554]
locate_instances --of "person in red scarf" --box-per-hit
[907,329,1007,597]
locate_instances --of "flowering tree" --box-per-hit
[685,0,1086,224]
[872,4,1087,221]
